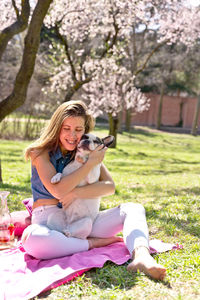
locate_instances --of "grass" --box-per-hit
[0,126,200,299]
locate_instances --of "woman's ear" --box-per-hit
[102,135,115,147]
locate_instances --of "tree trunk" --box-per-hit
[125,109,131,132]
[178,101,183,127]
[64,77,92,102]
[0,158,2,183]
[156,83,165,129]
[108,113,119,148]
[0,0,30,61]
[117,110,123,134]
[191,96,200,136]
[0,0,53,122]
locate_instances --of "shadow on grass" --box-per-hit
[181,186,200,196]
[146,207,200,238]
[112,166,190,175]
[115,148,133,158]
[0,149,23,156]
[1,158,25,163]
[85,261,140,290]
[128,128,158,138]
[33,290,52,299]
[134,169,188,175]
[0,182,31,194]
[35,262,141,299]
[122,152,199,166]
[145,185,200,199]
[85,260,171,293]
[36,261,172,300]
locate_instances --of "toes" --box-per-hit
[149,267,166,281]
[127,261,166,281]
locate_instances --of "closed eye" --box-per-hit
[81,134,89,140]
[94,137,102,145]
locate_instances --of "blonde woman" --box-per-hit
[22,100,166,281]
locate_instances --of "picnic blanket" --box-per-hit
[0,239,181,300]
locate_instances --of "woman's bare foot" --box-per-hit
[127,246,166,281]
[88,236,123,249]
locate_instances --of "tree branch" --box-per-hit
[12,0,20,18]
[56,9,85,25]
[64,76,92,101]
[100,12,119,58]
[0,0,30,60]
[0,0,53,122]
[134,40,169,76]
[54,24,77,82]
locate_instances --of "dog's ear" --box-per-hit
[102,135,115,148]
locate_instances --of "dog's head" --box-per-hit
[76,133,114,160]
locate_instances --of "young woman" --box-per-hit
[22,100,166,281]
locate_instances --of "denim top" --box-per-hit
[31,147,72,202]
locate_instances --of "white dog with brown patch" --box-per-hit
[47,133,114,239]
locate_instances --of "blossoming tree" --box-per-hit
[81,56,150,146]
[43,0,200,145]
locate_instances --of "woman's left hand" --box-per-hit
[60,190,77,209]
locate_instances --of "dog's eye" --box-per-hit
[81,134,89,140]
[94,137,102,145]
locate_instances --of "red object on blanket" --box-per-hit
[8,224,15,235]
[10,210,31,237]
[8,198,33,237]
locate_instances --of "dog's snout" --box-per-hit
[78,139,91,151]
[80,139,90,148]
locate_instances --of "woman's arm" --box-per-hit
[60,163,115,209]
[31,145,107,199]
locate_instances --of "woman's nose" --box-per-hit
[70,130,76,137]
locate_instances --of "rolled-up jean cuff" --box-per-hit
[127,238,149,255]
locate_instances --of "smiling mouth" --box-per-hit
[66,140,77,145]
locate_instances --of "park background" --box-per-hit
[0,0,200,299]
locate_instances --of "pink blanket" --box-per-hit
[0,240,180,300]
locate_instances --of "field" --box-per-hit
[0,126,200,299]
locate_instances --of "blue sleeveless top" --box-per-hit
[31,147,72,202]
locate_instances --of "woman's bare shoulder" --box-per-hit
[30,148,49,165]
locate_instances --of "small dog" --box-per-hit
[47,133,114,239]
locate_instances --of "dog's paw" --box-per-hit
[76,155,85,164]
[63,229,71,237]
[51,173,62,183]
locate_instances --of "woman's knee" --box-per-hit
[22,224,54,258]
[120,202,145,215]
[21,224,40,244]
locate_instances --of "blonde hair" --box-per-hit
[24,100,95,160]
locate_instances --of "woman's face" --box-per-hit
[59,116,85,152]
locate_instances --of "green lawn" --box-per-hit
[0,126,200,299]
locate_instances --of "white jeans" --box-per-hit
[22,203,149,260]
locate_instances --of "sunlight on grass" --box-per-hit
[0,127,200,299]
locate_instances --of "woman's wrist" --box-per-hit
[84,158,97,170]
[61,189,77,209]
[72,188,78,200]
[72,187,80,199]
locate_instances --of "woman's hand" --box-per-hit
[60,190,77,209]
[87,144,107,167]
